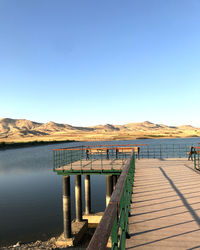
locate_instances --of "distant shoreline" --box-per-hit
[0,140,77,150]
[1,136,200,151]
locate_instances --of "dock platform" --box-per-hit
[126,158,200,249]
[55,159,127,174]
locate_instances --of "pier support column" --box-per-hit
[106,175,113,207]
[75,175,82,222]
[63,176,72,238]
[113,175,118,190]
[85,175,91,215]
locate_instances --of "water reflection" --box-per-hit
[0,142,106,246]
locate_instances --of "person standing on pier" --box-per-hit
[86,149,90,160]
[137,147,140,159]
[116,148,119,159]
[188,146,195,161]
[106,149,109,160]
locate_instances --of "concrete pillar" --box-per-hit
[113,175,118,190]
[106,175,113,206]
[63,176,72,238]
[75,175,82,222]
[85,175,91,215]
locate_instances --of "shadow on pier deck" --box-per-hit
[88,157,200,249]
[126,158,200,249]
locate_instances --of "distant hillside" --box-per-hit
[0,118,200,142]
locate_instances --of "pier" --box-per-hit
[53,143,200,249]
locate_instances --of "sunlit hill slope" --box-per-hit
[0,118,200,143]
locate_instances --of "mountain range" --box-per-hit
[0,118,199,142]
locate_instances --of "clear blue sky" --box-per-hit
[1,0,200,127]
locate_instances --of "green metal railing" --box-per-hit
[53,143,200,172]
[87,152,135,250]
[194,153,200,170]
[53,144,142,171]
[194,147,200,170]
[53,146,85,170]
[139,143,198,159]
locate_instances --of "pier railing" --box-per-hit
[87,152,135,250]
[53,143,199,169]
[53,146,85,170]
[53,143,200,172]
[139,143,199,159]
[53,144,143,171]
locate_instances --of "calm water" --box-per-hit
[0,138,200,246]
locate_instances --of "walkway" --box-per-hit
[126,158,200,249]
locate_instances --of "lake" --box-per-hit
[0,137,200,246]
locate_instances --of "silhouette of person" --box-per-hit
[106,149,109,160]
[137,147,140,159]
[116,148,119,159]
[188,146,195,161]
[86,149,90,160]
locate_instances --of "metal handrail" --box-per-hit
[194,147,200,170]
[53,146,137,171]
[53,144,147,151]
[87,152,135,250]
[53,143,200,172]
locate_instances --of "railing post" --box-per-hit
[111,216,118,249]
[194,153,197,169]
[80,150,82,170]
[70,151,73,170]
[119,188,126,249]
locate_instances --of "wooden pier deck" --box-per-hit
[126,158,200,249]
[55,159,127,172]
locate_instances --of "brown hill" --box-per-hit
[0,118,200,142]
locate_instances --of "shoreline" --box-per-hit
[0,140,77,151]
[1,228,95,249]
[0,135,199,151]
